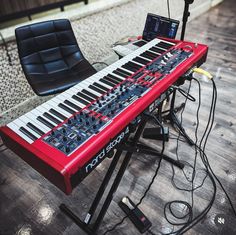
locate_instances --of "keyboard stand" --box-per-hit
[60,116,149,235]
[59,110,185,234]
[121,140,184,169]
[162,76,195,146]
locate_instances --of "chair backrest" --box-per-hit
[15,19,96,96]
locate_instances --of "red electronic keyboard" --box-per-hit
[0,38,208,194]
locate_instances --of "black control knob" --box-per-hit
[101,96,105,100]
[63,137,68,142]
[85,113,89,118]
[111,110,115,115]
[108,104,111,108]
[119,103,122,108]
[86,121,89,125]
[73,115,77,120]
[62,128,66,134]
[51,130,55,136]
[65,146,70,153]
[99,120,103,125]
[91,116,95,121]
[93,125,97,130]
[79,118,83,122]
[99,103,102,107]
[68,119,72,125]
[76,136,81,141]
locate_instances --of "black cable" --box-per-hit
[190,78,201,210]
[198,80,236,217]
[148,77,235,235]
[177,87,196,102]
[164,200,193,226]
[161,79,206,234]
[172,77,215,234]
[102,114,166,235]
[148,77,216,235]
[175,80,193,181]
[175,77,218,234]
[168,78,235,234]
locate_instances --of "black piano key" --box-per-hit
[139,52,151,60]
[150,46,165,54]
[89,85,105,94]
[93,82,110,91]
[19,126,38,141]
[113,70,127,78]
[82,89,99,99]
[133,40,147,47]
[126,62,141,70]
[49,108,67,121]
[128,61,142,69]
[77,92,94,102]
[146,51,159,58]
[122,64,137,72]
[37,116,55,129]
[100,78,116,87]
[43,112,61,125]
[156,42,173,49]
[106,76,122,85]
[58,103,75,114]
[103,76,119,85]
[65,99,84,109]
[141,52,156,60]
[71,95,89,106]
[26,122,45,136]
[116,68,132,76]
[107,73,123,82]
[133,57,149,65]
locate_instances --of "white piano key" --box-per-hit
[17,117,43,138]
[7,122,34,144]
[23,113,50,133]
[13,119,40,139]
[60,92,87,108]
[146,49,161,56]
[45,99,71,118]
[55,95,79,112]
[42,103,65,121]
[90,78,114,89]
[33,108,57,126]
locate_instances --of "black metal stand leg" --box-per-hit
[85,150,124,224]
[60,148,125,235]
[136,142,184,169]
[162,90,194,146]
[60,118,148,235]
[92,119,148,232]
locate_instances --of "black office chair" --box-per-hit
[15,19,97,96]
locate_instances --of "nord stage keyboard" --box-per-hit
[0,38,208,194]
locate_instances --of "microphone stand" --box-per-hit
[162,0,195,145]
[181,0,194,40]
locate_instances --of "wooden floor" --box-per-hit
[0,0,236,234]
